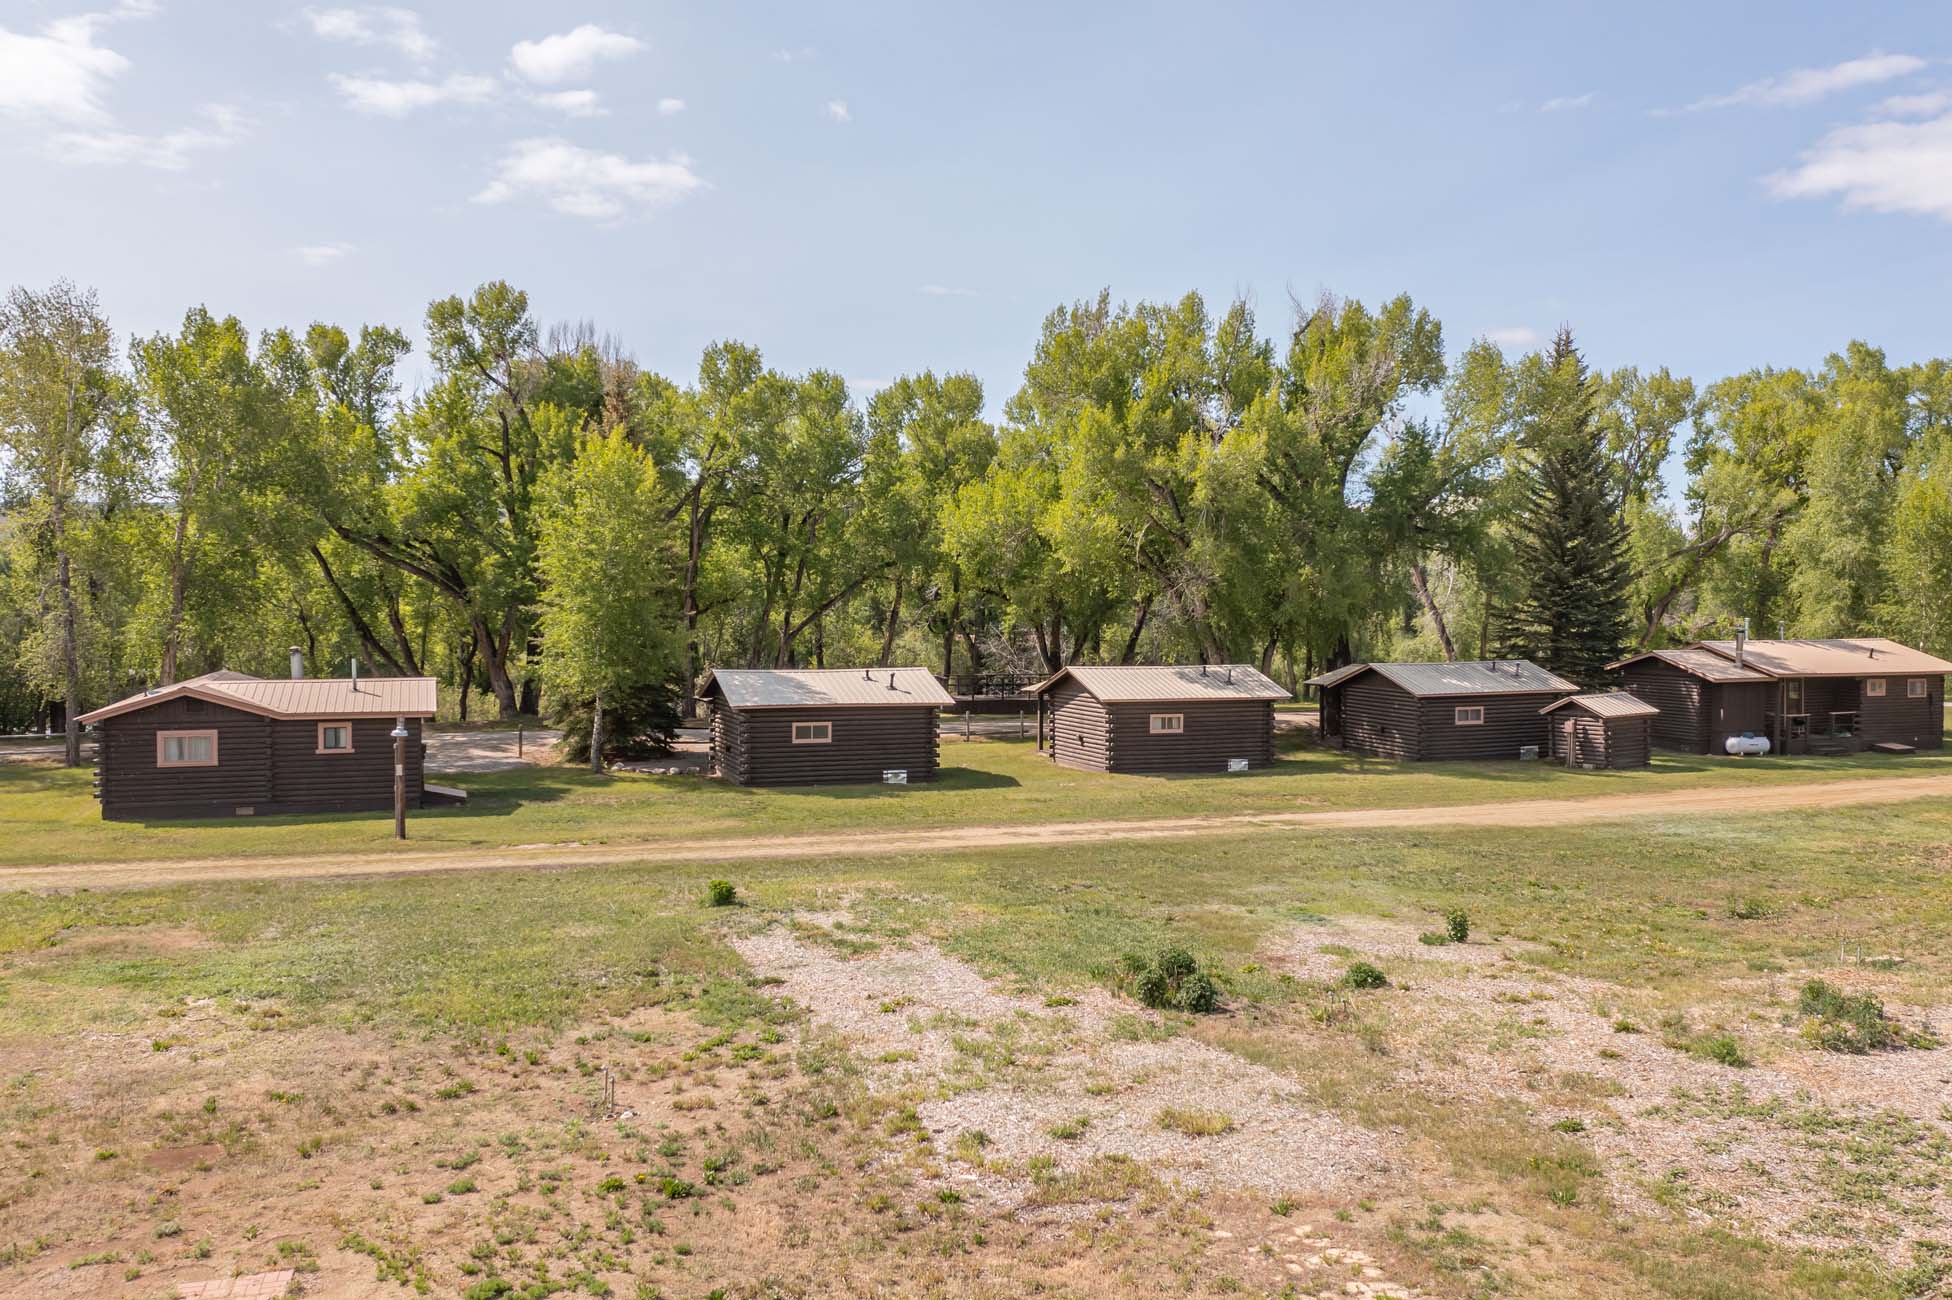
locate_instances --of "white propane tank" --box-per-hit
[1724,734,1771,756]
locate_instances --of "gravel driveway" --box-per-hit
[423,728,561,772]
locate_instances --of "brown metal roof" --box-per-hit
[699,666,956,709]
[1030,664,1292,703]
[1541,692,1661,719]
[1305,660,1576,698]
[78,674,438,724]
[1301,663,1369,690]
[1607,648,1772,683]
[1693,638,1952,678]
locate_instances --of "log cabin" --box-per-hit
[1030,664,1290,775]
[76,661,438,820]
[1306,660,1578,761]
[700,666,954,785]
[1539,692,1658,768]
[1612,636,1950,755]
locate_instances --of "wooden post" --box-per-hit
[964,710,971,741]
[392,716,407,840]
[1018,709,1024,740]
[517,724,524,758]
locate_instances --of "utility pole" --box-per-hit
[391,716,409,840]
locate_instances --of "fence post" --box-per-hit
[517,725,524,758]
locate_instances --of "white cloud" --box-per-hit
[509,25,641,85]
[773,47,816,63]
[294,241,355,266]
[1875,91,1951,118]
[919,284,976,297]
[657,96,686,116]
[54,102,246,170]
[529,88,603,117]
[1682,52,1924,111]
[1768,110,1952,221]
[474,137,705,220]
[824,99,850,123]
[0,7,144,124]
[328,71,495,115]
[1539,92,1593,113]
[302,7,434,64]
[1483,326,1541,350]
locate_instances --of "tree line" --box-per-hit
[3,279,1947,765]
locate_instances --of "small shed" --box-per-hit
[1305,660,1578,762]
[76,668,437,820]
[699,666,954,786]
[1540,693,1659,769]
[1029,664,1290,775]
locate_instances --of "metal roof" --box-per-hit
[78,673,437,724]
[1307,660,1576,698]
[1541,692,1661,719]
[1607,648,1772,683]
[699,666,956,709]
[1301,663,1369,690]
[1030,664,1292,703]
[1693,638,1952,678]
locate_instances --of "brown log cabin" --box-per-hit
[1031,665,1290,775]
[1305,660,1579,762]
[1612,637,1950,755]
[76,663,439,820]
[700,666,954,785]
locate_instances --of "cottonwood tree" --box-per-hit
[0,282,123,764]
[536,431,680,770]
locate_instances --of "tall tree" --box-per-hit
[1496,328,1631,685]
[0,282,121,764]
[536,431,680,770]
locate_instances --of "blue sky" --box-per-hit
[4,1,1950,485]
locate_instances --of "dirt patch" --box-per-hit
[141,1142,224,1174]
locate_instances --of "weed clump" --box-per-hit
[1797,979,1938,1053]
[1660,1013,1749,1067]
[705,880,738,908]
[1341,962,1389,991]
[1155,1107,1234,1136]
[1119,947,1220,1013]
[1445,909,1470,944]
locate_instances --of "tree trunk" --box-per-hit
[1410,560,1458,661]
[589,692,604,773]
[54,493,82,768]
[475,613,520,718]
[456,629,477,723]
[1117,593,1153,664]
[161,502,191,685]
[311,546,409,676]
[382,580,423,676]
[877,574,903,666]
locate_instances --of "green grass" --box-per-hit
[3,728,1948,867]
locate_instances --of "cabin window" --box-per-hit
[1865,678,1887,698]
[1454,706,1485,726]
[316,722,355,753]
[791,721,832,744]
[157,729,218,767]
[1149,713,1184,735]
[1909,678,1929,698]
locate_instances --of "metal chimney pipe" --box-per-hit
[887,671,896,691]
[1735,619,1748,668]
[350,657,359,692]
[290,646,304,680]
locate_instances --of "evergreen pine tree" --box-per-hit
[1496,328,1631,686]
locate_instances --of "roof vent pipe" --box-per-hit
[290,646,304,680]
[350,657,359,693]
[1735,619,1747,669]
[1225,666,1233,684]
[887,671,897,691]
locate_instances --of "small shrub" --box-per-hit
[1549,1117,1586,1134]
[1123,947,1220,1013]
[1341,962,1389,991]
[1047,1115,1090,1140]
[1155,1107,1235,1136]
[1416,931,1450,947]
[446,1177,477,1195]
[1797,979,1937,1053]
[705,880,738,908]
[154,1221,182,1240]
[1445,909,1470,944]
[1727,897,1774,921]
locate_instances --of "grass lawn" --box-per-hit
[3,800,1950,1297]
[3,728,1948,866]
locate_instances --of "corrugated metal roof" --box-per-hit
[1608,648,1772,683]
[1302,663,1369,689]
[700,666,956,709]
[1031,664,1292,703]
[1694,638,1952,678]
[78,674,437,723]
[1312,660,1576,698]
[1541,692,1661,719]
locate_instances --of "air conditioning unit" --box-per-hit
[1227,758,1249,773]
[882,769,908,785]
[1518,745,1540,761]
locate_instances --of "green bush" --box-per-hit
[1122,947,1221,1013]
[705,880,738,908]
[1797,978,1937,1053]
[1445,909,1470,944]
[1341,962,1389,991]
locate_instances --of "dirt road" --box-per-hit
[7,772,1950,893]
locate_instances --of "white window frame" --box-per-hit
[156,729,218,768]
[1908,678,1929,699]
[1149,713,1184,735]
[316,721,355,754]
[1454,705,1485,726]
[791,721,832,745]
[1865,678,1886,698]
